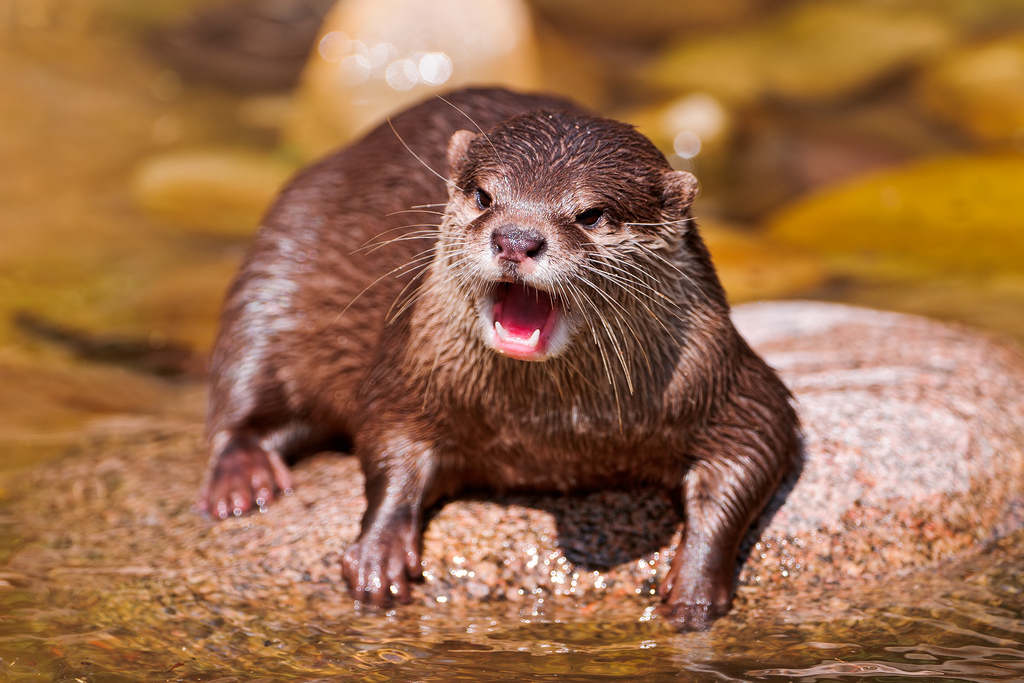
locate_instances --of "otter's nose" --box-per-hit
[491,225,546,263]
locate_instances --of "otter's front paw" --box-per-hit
[656,567,732,632]
[342,528,422,606]
[196,440,293,519]
[656,596,730,632]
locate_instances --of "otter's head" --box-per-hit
[439,110,699,363]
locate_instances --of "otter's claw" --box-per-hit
[342,525,422,606]
[196,439,293,518]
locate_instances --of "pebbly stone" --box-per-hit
[3,302,1023,618]
[732,301,1024,589]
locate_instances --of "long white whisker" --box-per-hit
[386,208,445,217]
[571,275,644,391]
[330,249,436,326]
[387,118,460,190]
[434,94,496,154]
[355,228,440,255]
[633,241,714,307]
[386,262,436,323]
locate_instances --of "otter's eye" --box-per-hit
[473,187,492,210]
[575,208,604,228]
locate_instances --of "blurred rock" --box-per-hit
[148,0,335,92]
[766,155,1024,276]
[625,94,736,214]
[527,0,771,43]
[531,21,608,110]
[895,0,1024,33]
[916,33,1024,148]
[13,312,202,378]
[285,0,541,159]
[644,2,956,105]
[700,222,825,302]
[132,149,297,236]
[235,93,295,131]
[0,344,202,442]
[824,273,1024,344]
[722,108,921,222]
[133,256,243,352]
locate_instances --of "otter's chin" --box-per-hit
[480,282,569,361]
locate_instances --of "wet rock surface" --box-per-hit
[734,301,1024,589]
[4,301,1022,626]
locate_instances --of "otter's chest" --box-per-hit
[442,396,689,491]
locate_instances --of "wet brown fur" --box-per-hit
[198,88,799,631]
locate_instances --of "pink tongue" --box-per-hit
[496,283,553,338]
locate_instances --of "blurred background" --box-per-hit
[2,0,1024,450]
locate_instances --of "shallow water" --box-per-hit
[1,500,1022,681]
[1,1,1023,680]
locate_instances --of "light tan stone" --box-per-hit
[284,0,541,159]
[132,150,297,237]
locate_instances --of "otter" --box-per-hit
[197,87,799,631]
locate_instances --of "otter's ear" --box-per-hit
[446,130,478,176]
[661,170,699,217]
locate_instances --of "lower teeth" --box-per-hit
[495,321,541,350]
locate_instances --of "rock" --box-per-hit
[530,23,608,110]
[147,0,335,92]
[11,312,202,379]
[766,155,1024,277]
[624,94,736,211]
[732,301,1023,589]
[897,0,1024,34]
[131,255,243,352]
[0,344,202,443]
[5,302,1022,618]
[644,2,955,105]
[528,0,771,42]
[916,33,1024,148]
[132,149,297,237]
[719,106,930,222]
[284,0,541,159]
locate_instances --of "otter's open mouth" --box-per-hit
[489,282,561,361]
